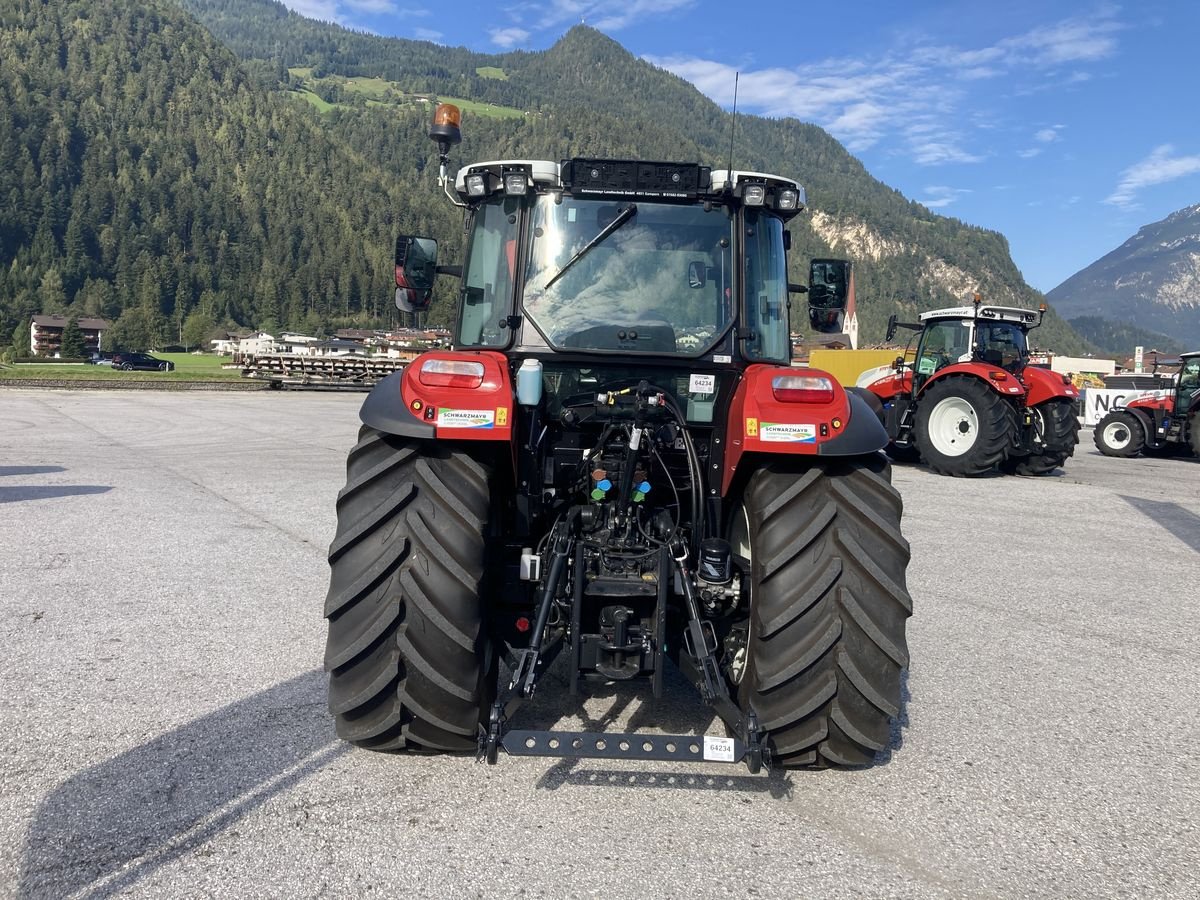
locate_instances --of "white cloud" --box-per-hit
[281,0,432,22]
[280,0,344,23]
[1105,145,1200,209]
[910,140,983,166]
[414,27,443,42]
[1003,17,1120,65]
[490,27,531,48]
[344,0,398,12]
[591,0,695,30]
[518,0,695,32]
[919,185,972,209]
[647,8,1121,169]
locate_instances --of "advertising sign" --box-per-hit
[1081,388,1161,426]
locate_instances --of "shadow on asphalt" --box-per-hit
[0,464,111,503]
[18,669,346,899]
[1119,494,1200,553]
[522,659,911,795]
[0,485,112,503]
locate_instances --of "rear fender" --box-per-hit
[1124,405,1156,435]
[721,364,886,494]
[1022,365,1081,406]
[919,363,1025,400]
[360,350,514,442]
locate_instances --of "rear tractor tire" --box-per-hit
[1003,398,1080,475]
[731,456,912,768]
[1093,410,1145,458]
[913,376,1015,476]
[324,426,497,752]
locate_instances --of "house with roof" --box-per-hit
[30,316,112,357]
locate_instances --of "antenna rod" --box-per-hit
[726,72,739,179]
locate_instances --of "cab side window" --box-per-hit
[458,197,521,347]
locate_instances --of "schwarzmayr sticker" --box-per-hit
[437,408,495,429]
[760,422,816,443]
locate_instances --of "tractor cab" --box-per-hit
[402,157,816,368]
[1173,352,1200,415]
[910,304,1039,390]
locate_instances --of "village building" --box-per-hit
[30,315,111,357]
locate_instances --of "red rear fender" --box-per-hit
[920,363,1026,399]
[722,365,885,494]
[360,350,514,441]
[1021,365,1080,406]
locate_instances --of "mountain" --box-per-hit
[0,0,469,351]
[1064,316,1184,357]
[0,0,1093,356]
[1047,204,1200,350]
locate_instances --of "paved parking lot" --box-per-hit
[1,388,1198,898]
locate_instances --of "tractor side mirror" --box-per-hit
[395,235,438,312]
[807,258,850,333]
[687,260,707,288]
[886,314,898,343]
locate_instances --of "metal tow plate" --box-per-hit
[501,729,747,764]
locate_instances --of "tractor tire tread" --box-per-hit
[324,427,495,754]
[738,456,910,768]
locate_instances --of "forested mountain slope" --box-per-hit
[0,0,464,349]
[0,0,1091,355]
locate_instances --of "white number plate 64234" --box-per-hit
[702,735,735,762]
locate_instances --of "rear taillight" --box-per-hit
[771,374,835,403]
[988,370,1008,381]
[418,358,484,389]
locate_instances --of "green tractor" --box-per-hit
[323,104,912,771]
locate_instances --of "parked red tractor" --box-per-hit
[1093,351,1200,457]
[858,300,1080,476]
[321,104,912,772]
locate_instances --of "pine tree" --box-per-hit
[60,316,87,357]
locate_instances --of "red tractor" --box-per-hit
[1093,351,1200,457]
[858,300,1081,476]
[321,104,912,772]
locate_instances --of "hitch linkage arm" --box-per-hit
[668,530,769,773]
[509,509,579,700]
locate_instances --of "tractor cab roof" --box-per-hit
[919,305,1041,326]
[453,158,807,219]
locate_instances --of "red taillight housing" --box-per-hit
[419,358,484,389]
[771,374,835,404]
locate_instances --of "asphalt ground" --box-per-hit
[1,388,1198,899]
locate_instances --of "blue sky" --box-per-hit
[279,0,1200,293]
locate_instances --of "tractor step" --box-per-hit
[499,729,749,765]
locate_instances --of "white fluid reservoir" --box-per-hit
[517,358,543,406]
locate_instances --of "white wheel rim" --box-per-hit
[927,396,979,457]
[1102,420,1131,450]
